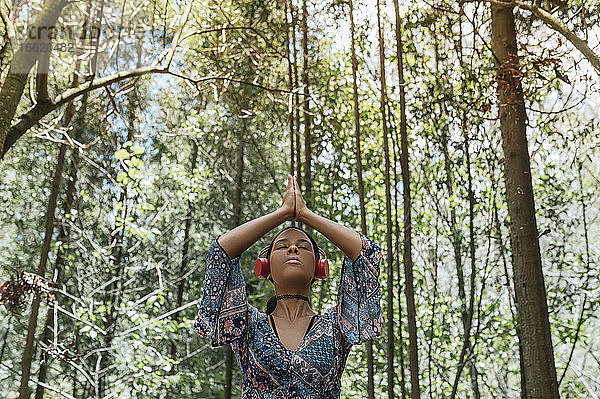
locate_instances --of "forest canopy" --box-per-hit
[0,0,599,397]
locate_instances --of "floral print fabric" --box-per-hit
[193,234,382,398]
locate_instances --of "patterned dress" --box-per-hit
[193,233,382,398]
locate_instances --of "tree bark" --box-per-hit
[391,2,420,398]
[224,109,246,398]
[450,8,481,398]
[375,1,397,397]
[170,140,199,360]
[491,3,559,398]
[301,0,312,230]
[34,139,80,399]
[390,108,408,399]
[348,1,376,396]
[19,145,67,399]
[0,0,68,157]
[17,46,83,396]
[285,0,296,178]
[290,1,302,189]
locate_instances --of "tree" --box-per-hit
[375,1,398,397]
[348,0,376,396]
[0,0,194,159]
[391,1,420,398]
[301,0,312,225]
[491,2,559,397]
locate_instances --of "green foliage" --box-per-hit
[0,0,599,397]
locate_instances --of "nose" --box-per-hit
[287,245,299,254]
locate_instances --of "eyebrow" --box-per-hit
[274,238,311,245]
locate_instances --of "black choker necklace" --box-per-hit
[275,294,309,302]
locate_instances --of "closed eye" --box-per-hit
[276,245,311,250]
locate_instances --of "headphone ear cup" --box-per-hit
[254,258,270,279]
[316,259,329,279]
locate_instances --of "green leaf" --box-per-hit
[115,148,131,160]
[131,145,145,155]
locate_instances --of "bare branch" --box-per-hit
[481,0,600,74]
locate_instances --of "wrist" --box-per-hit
[275,206,292,223]
[297,208,314,225]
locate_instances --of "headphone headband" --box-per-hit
[254,243,329,279]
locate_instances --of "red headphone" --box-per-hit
[255,245,329,279]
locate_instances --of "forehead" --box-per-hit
[274,229,311,244]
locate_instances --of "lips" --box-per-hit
[285,257,302,264]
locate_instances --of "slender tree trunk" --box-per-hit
[19,146,67,399]
[18,54,82,397]
[290,0,302,227]
[491,3,559,398]
[301,0,312,227]
[375,1,396,397]
[390,103,407,399]
[450,8,481,397]
[427,221,438,398]
[224,113,246,398]
[285,0,296,178]
[390,2,420,397]
[34,121,83,399]
[348,0,375,396]
[450,135,479,399]
[170,140,199,360]
[348,0,375,399]
[35,151,77,399]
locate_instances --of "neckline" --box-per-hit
[267,313,318,353]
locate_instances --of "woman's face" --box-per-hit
[269,229,316,289]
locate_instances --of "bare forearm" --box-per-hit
[217,208,288,259]
[299,210,362,260]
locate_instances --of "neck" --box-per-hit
[272,289,313,321]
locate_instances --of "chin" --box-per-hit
[275,270,312,287]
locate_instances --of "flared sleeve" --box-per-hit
[335,233,383,345]
[193,236,248,347]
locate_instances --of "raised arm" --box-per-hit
[292,175,382,345]
[292,175,362,260]
[218,174,296,258]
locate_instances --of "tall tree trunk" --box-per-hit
[170,140,199,360]
[391,2,420,397]
[224,114,246,398]
[301,0,312,232]
[450,135,479,399]
[491,3,559,398]
[18,142,67,399]
[390,102,407,399]
[18,54,82,397]
[348,0,375,396]
[375,1,396,397]
[489,159,526,398]
[34,141,80,399]
[0,0,68,158]
[450,8,481,398]
[291,0,302,189]
[33,6,93,392]
[285,0,296,178]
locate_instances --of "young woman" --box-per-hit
[194,174,382,398]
